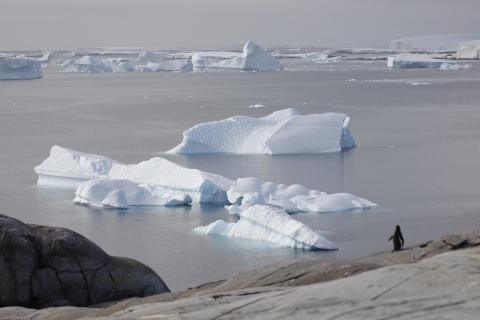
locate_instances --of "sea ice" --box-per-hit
[389,34,480,51]
[387,54,464,69]
[194,204,337,250]
[34,145,233,203]
[0,56,43,80]
[227,177,376,213]
[167,108,356,154]
[73,178,192,208]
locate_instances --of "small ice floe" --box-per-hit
[387,53,469,70]
[248,103,266,108]
[194,204,337,250]
[227,177,376,213]
[167,108,356,154]
[74,178,192,209]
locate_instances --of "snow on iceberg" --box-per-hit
[389,34,480,52]
[167,108,356,154]
[73,178,191,209]
[455,41,480,60]
[227,177,376,213]
[387,54,464,69]
[34,145,233,203]
[192,41,282,71]
[194,204,337,250]
[0,56,43,80]
[136,60,193,72]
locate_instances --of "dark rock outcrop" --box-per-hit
[0,214,169,308]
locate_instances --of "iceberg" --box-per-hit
[227,177,376,213]
[63,55,113,73]
[387,54,464,69]
[73,178,192,208]
[136,60,193,72]
[192,41,282,72]
[34,146,233,203]
[455,41,480,60]
[194,205,337,250]
[0,56,43,80]
[389,34,480,52]
[167,108,356,154]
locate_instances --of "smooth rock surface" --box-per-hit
[0,214,169,308]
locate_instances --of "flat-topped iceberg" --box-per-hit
[74,179,192,209]
[192,41,282,72]
[194,204,337,250]
[389,34,480,51]
[0,56,43,80]
[63,54,192,73]
[227,177,376,213]
[387,54,465,69]
[168,108,356,154]
[455,41,480,60]
[34,145,232,203]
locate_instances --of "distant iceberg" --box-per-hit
[34,145,232,204]
[227,177,376,213]
[63,54,192,73]
[194,204,337,250]
[74,178,192,209]
[387,54,468,69]
[192,41,283,72]
[389,34,480,52]
[0,56,43,80]
[63,55,113,73]
[455,41,480,60]
[168,108,356,154]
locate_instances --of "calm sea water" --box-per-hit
[1,62,480,290]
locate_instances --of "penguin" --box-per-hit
[388,225,404,252]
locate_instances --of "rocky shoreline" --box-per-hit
[1,213,479,319]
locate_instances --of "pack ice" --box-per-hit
[0,56,43,80]
[34,146,233,205]
[192,41,283,72]
[167,108,356,154]
[389,34,480,51]
[387,54,467,69]
[227,177,376,213]
[194,205,337,250]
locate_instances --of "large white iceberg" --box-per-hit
[227,177,376,213]
[0,56,43,80]
[74,178,192,209]
[192,41,282,72]
[168,108,356,154]
[34,146,233,203]
[387,54,464,69]
[389,34,480,52]
[194,204,337,250]
[455,41,480,60]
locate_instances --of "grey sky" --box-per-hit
[2,0,479,50]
